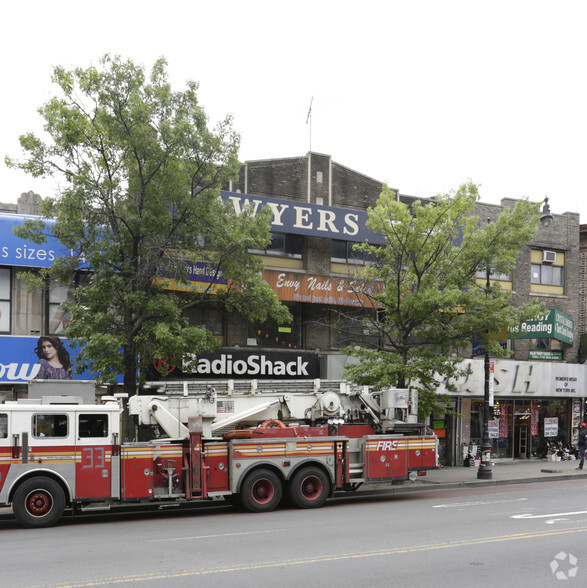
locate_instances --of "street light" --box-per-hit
[541,196,553,227]
[478,218,493,480]
[477,200,555,479]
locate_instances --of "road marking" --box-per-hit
[433,497,528,508]
[512,510,587,519]
[146,529,287,542]
[48,526,587,587]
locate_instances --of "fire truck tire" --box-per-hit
[239,469,283,513]
[13,477,66,528]
[288,467,330,509]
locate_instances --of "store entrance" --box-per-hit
[514,418,529,459]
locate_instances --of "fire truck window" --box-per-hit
[32,414,68,438]
[79,414,108,438]
[0,414,7,438]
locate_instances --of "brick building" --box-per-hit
[1,152,585,464]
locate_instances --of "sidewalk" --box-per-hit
[414,458,587,489]
[1,460,584,522]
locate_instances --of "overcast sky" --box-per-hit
[2,1,586,222]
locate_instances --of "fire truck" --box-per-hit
[0,379,438,528]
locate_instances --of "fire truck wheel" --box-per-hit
[13,476,66,528]
[288,467,330,509]
[240,469,283,513]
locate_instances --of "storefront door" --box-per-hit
[514,418,529,459]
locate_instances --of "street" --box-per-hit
[2,479,587,587]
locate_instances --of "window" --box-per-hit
[79,414,109,438]
[47,279,71,335]
[33,414,68,438]
[0,268,10,333]
[329,309,379,349]
[47,272,90,335]
[331,240,380,265]
[184,306,223,337]
[475,269,511,282]
[0,413,7,438]
[249,233,304,258]
[531,264,563,286]
[529,338,562,351]
[248,303,302,348]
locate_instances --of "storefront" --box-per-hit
[436,358,586,464]
[463,396,581,460]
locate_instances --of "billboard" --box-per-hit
[0,335,94,384]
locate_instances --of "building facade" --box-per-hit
[1,155,585,465]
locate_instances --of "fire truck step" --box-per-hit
[80,504,112,512]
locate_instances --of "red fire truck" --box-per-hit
[0,379,438,528]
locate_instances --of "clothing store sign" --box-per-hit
[0,215,70,268]
[433,358,583,398]
[544,417,559,437]
[0,335,93,383]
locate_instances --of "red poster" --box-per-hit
[499,404,509,438]
[531,401,539,436]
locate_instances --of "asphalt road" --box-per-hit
[2,479,587,587]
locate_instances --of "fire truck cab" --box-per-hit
[0,401,120,527]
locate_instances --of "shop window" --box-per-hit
[249,233,304,259]
[32,414,68,438]
[248,303,301,348]
[331,240,380,265]
[0,267,10,333]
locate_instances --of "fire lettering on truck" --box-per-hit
[376,440,399,451]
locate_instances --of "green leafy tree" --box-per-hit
[7,54,289,396]
[342,182,543,420]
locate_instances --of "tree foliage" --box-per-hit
[342,182,543,419]
[7,55,289,394]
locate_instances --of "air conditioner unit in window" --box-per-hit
[542,250,557,263]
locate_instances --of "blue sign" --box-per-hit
[0,214,73,268]
[0,335,94,383]
[220,190,385,244]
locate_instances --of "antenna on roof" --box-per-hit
[306,96,313,151]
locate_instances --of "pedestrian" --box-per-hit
[576,423,587,470]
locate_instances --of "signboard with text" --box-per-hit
[263,269,381,308]
[508,309,573,344]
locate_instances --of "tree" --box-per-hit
[7,54,289,396]
[341,182,543,419]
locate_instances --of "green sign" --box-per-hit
[508,309,573,344]
[529,350,563,361]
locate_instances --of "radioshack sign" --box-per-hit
[150,349,320,380]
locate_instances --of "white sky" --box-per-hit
[2,1,586,221]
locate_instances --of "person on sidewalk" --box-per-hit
[576,423,587,470]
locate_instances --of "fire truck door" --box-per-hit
[75,412,114,499]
